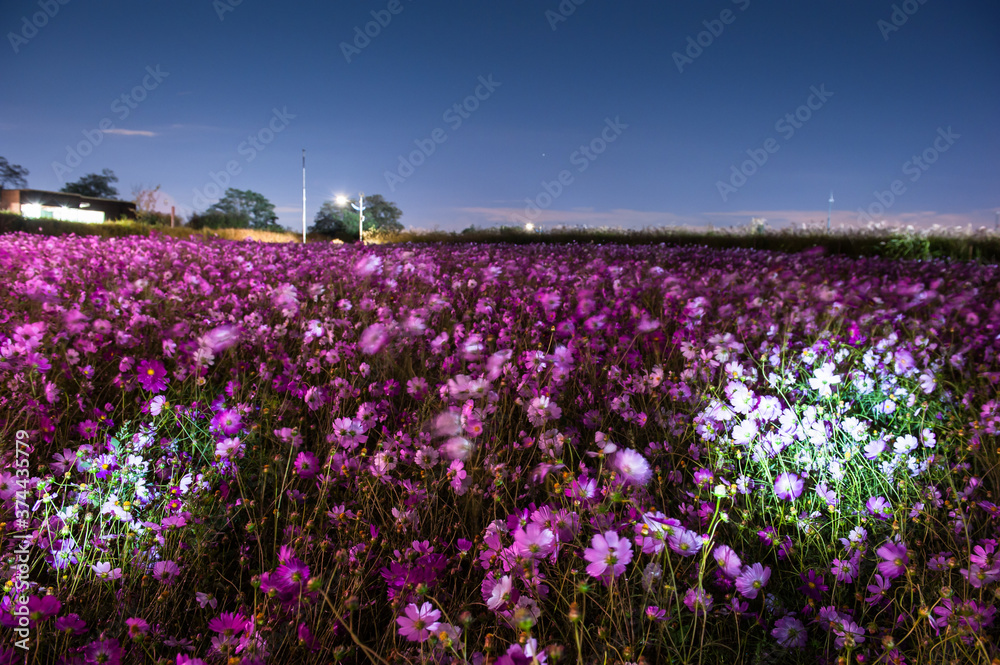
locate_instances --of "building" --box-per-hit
[0,189,135,223]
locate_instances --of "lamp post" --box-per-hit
[827,191,834,232]
[352,192,366,244]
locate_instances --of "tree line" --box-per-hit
[0,157,403,241]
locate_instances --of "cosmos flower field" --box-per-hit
[1,232,999,665]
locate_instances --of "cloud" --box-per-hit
[103,128,157,137]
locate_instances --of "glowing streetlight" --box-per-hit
[334,193,366,243]
[352,192,366,244]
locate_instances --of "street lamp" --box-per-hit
[353,192,366,243]
[334,194,366,243]
[827,191,834,232]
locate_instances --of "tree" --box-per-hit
[0,157,29,192]
[61,169,119,199]
[132,184,173,225]
[206,188,280,231]
[363,194,404,233]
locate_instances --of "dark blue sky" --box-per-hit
[2,1,998,231]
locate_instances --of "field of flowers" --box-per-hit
[1,232,998,665]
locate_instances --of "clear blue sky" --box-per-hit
[2,1,998,231]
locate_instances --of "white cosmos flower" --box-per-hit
[808,362,841,398]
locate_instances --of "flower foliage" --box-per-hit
[0,233,997,663]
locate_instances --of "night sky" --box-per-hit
[2,1,998,232]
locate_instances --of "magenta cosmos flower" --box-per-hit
[613,448,653,487]
[773,472,804,501]
[359,323,389,354]
[876,541,909,580]
[396,602,441,642]
[735,562,771,599]
[208,611,247,638]
[135,359,169,392]
[771,616,807,649]
[583,530,633,584]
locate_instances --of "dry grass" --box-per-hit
[203,227,301,243]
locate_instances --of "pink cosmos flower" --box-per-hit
[866,495,892,520]
[396,602,441,642]
[55,613,87,636]
[833,619,866,649]
[152,560,181,584]
[583,531,633,584]
[713,544,742,579]
[735,563,771,599]
[211,408,242,436]
[294,451,319,479]
[683,586,713,615]
[667,528,703,557]
[92,561,122,580]
[136,359,169,392]
[215,437,244,460]
[771,616,807,648]
[273,559,310,594]
[526,395,561,427]
[208,612,247,637]
[125,617,149,638]
[27,595,61,623]
[85,638,123,665]
[876,541,909,580]
[773,472,804,501]
[613,448,653,487]
[359,323,389,354]
[513,523,556,560]
[485,574,516,611]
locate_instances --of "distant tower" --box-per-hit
[827,191,834,231]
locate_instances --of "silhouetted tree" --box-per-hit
[61,169,119,199]
[0,157,29,192]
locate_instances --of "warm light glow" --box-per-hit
[525,223,535,232]
[335,195,349,207]
[20,202,104,223]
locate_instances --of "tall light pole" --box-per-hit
[827,191,834,232]
[301,149,307,244]
[352,192,366,244]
